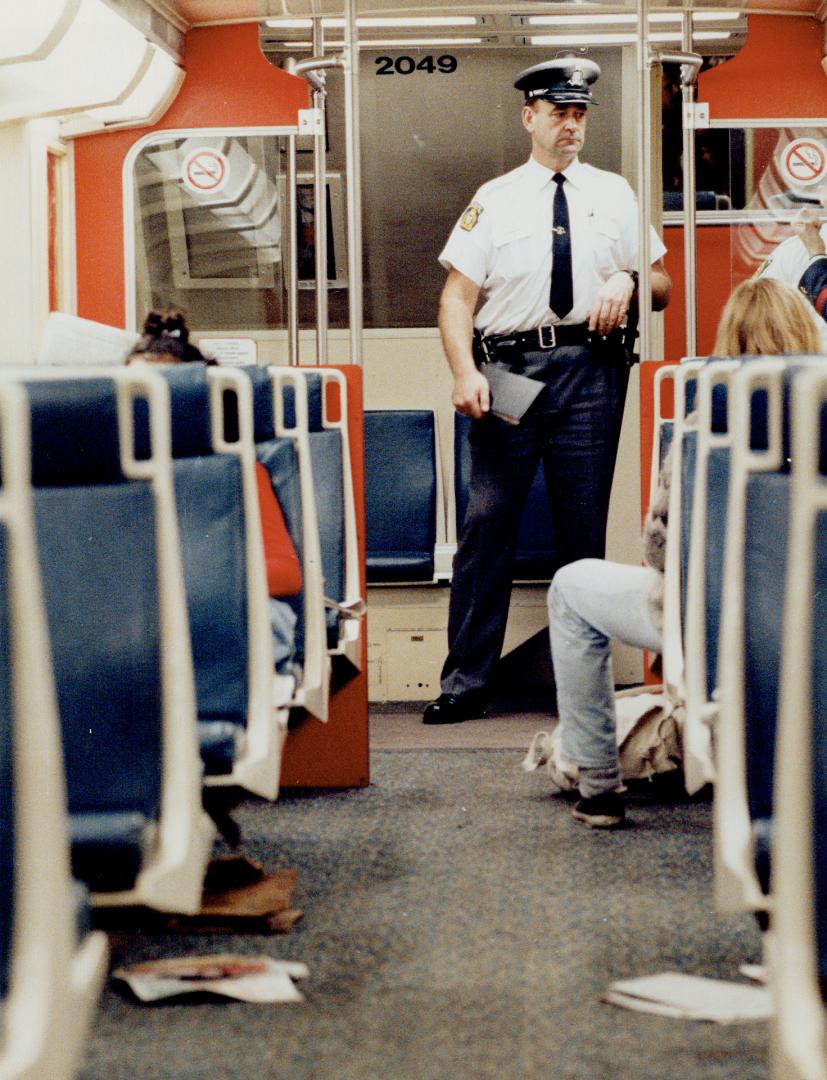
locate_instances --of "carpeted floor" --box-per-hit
[80,751,767,1080]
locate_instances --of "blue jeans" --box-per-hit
[547,559,662,775]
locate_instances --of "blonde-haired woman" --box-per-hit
[544,276,824,830]
[713,276,823,357]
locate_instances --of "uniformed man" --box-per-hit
[756,199,827,338]
[423,56,672,725]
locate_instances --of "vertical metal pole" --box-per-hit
[343,0,363,365]
[681,13,698,358]
[636,0,653,363]
[312,18,329,365]
[286,132,299,366]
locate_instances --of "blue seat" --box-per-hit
[454,413,555,580]
[714,359,818,914]
[365,410,437,583]
[663,190,719,211]
[28,377,164,892]
[679,428,697,627]
[682,363,735,793]
[0,524,13,1000]
[655,360,705,699]
[292,370,362,668]
[240,365,330,723]
[154,364,283,796]
[25,369,213,909]
[303,373,345,644]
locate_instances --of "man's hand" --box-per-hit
[791,206,826,257]
[587,271,636,336]
[452,367,491,419]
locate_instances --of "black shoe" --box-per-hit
[571,790,625,829]
[422,692,487,725]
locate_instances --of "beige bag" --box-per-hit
[522,690,683,786]
[614,690,683,781]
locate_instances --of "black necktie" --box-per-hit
[549,173,573,320]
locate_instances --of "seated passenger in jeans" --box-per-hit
[127,310,302,672]
[546,277,825,829]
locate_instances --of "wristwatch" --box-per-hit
[626,270,639,293]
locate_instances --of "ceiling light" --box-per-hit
[265,16,478,29]
[275,38,485,49]
[526,11,739,26]
[692,11,742,21]
[528,30,731,45]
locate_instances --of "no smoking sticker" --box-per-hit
[779,138,827,188]
[181,148,230,195]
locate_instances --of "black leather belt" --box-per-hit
[474,323,627,363]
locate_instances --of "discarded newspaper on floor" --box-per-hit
[114,954,309,1003]
[601,972,772,1023]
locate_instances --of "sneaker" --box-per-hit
[521,730,579,794]
[571,789,625,829]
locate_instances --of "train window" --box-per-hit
[661,123,827,278]
[130,132,289,331]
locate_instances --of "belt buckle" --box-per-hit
[537,325,556,349]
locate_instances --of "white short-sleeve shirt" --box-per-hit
[756,226,827,349]
[439,156,667,336]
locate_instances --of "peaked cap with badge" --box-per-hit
[514,57,600,106]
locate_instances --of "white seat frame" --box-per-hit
[0,380,108,1080]
[269,366,331,723]
[772,365,827,1080]
[205,366,288,797]
[683,360,740,794]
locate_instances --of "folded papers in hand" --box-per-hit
[601,972,773,1023]
[481,363,545,425]
[114,954,309,1003]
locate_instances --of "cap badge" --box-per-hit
[460,202,483,232]
[569,68,584,88]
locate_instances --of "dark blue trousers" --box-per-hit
[441,345,630,697]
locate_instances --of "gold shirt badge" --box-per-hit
[460,203,483,232]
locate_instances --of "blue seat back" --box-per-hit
[293,373,347,640]
[158,366,249,727]
[659,420,674,469]
[741,370,795,833]
[364,410,436,583]
[704,448,729,697]
[0,524,13,998]
[813,511,827,996]
[309,429,345,642]
[742,471,790,826]
[257,437,306,662]
[26,379,163,828]
[702,383,730,696]
[679,430,697,628]
[241,367,308,663]
[454,413,555,579]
